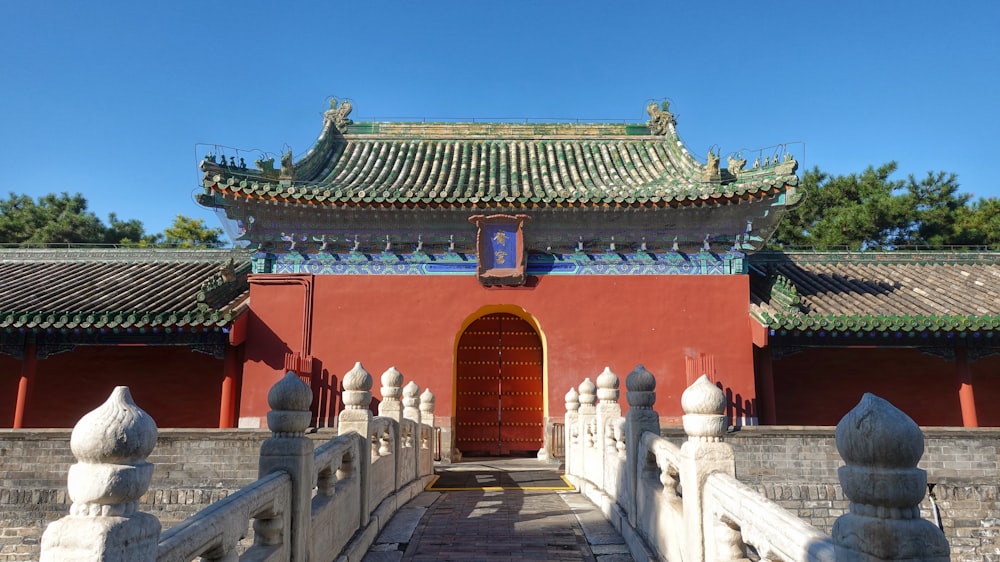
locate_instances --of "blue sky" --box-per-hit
[3,1,997,239]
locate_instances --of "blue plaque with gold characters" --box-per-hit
[468,214,531,286]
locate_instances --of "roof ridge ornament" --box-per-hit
[727,153,747,179]
[703,148,721,183]
[280,149,295,181]
[770,273,802,311]
[646,100,676,135]
[197,257,250,311]
[325,98,354,133]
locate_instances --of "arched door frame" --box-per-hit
[452,305,548,455]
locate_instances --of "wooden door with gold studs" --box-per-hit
[455,313,543,456]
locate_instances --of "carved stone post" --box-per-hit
[41,387,160,562]
[378,366,404,423]
[339,362,373,523]
[564,387,580,478]
[595,367,621,488]
[420,388,436,474]
[375,367,404,490]
[577,378,597,482]
[258,371,314,562]
[403,381,421,423]
[832,393,950,561]
[624,365,659,528]
[679,374,734,562]
[340,362,374,434]
[401,381,421,482]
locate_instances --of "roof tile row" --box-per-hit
[750,252,1000,332]
[201,114,797,208]
[0,250,251,330]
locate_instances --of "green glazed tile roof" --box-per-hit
[199,103,798,209]
[0,249,252,331]
[749,251,1000,333]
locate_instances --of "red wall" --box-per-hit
[0,353,21,427]
[241,274,756,427]
[772,347,1000,426]
[972,354,1000,427]
[17,346,224,428]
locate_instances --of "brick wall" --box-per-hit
[662,426,1000,562]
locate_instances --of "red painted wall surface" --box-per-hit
[772,347,1000,426]
[19,346,224,428]
[972,353,1000,427]
[0,353,21,427]
[240,274,756,428]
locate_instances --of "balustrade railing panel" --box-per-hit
[157,471,292,562]
[398,419,419,488]
[311,434,365,561]
[704,472,835,562]
[40,363,438,562]
[368,417,398,510]
[636,432,684,562]
[601,419,625,505]
[562,369,950,562]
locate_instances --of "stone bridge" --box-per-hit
[36,364,953,561]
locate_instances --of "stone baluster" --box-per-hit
[379,368,406,491]
[401,382,421,477]
[595,367,621,486]
[577,378,597,484]
[596,368,621,441]
[419,388,435,428]
[680,374,735,562]
[624,365,659,529]
[258,370,314,562]
[378,366,404,423]
[420,388,436,473]
[403,381,421,424]
[564,387,580,478]
[40,387,160,562]
[339,362,373,524]
[832,393,950,561]
[340,361,374,434]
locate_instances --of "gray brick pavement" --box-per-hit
[365,488,634,561]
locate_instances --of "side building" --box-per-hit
[0,249,250,428]
[749,250,1000,427]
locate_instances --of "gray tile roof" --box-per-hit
[0,249,251,330]
[750,251,1000,332]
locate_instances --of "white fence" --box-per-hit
[40,362,436,562]
[564,367,951,562]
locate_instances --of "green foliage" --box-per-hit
[954,197,1000,247]
[0,192,106,244]
[771,163,998,250]
[161,215,224,248]
[0,192,227,247]
[897,171,970,246]
[105,213,160,246]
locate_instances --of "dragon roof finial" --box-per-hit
[325,98,354,133]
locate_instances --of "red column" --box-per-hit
[756,346,777,425]
[218,345,240,428]
[956,346,978,428]
[13,343,36,429]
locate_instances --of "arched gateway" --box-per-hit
[455,313,544,456]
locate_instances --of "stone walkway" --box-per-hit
[362,460,634,562]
